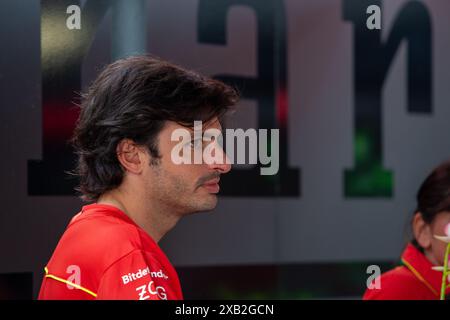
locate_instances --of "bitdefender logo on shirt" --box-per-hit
[122,267,169,285]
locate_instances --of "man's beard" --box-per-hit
[151,169,219,215]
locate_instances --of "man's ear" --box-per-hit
[116,139,144,174]
[413,212,432,250]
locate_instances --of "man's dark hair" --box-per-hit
[72,55,238,201]
[410,160,450,251]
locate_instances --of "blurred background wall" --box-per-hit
[1,0,450,299]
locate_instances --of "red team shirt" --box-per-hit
[38,204,183,300]
[363,243,450,300]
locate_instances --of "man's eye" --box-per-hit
[189,139,203,148]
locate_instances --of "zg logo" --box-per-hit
[136,281,167,300]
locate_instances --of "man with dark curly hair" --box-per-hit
[38,55,238,300]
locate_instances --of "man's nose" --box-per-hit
[206,144,231,174]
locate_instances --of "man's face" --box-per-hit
[143,117,231,215]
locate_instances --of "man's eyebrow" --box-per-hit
[184,125,223,136]
[203,130,222,139]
